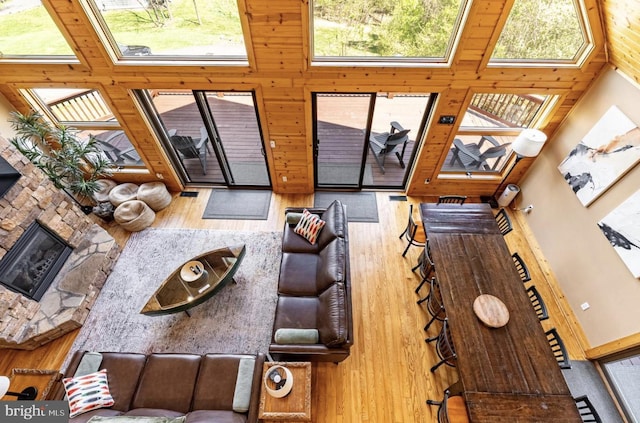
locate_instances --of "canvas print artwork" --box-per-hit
[598,189,640,278]
[558,105,640,206]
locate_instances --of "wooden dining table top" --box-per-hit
[419,203,581,422]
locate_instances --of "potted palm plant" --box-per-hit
[8,111,115,214]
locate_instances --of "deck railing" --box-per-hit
[469,93,544,128]
[47,90,113,123]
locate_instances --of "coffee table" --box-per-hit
[140,244,246,316]
[259,362,312,422]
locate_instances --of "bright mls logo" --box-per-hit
[1,401,67,423]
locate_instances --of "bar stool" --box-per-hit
[427,318,457,373]
[399,204,426,257]
[418,277,446,333]
[427,389,470,423]
[412,242,435,294]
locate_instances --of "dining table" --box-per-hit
[419,203,581,422]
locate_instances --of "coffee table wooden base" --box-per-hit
[259,362,311,422]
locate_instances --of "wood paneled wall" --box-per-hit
[0,0,608,194]
[602,0,640,86]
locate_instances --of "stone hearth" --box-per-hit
[0,136,121,350]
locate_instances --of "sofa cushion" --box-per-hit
[293,209,326,244]
[272,296,319,336]
[282,225,320,254]
[185,410,247,423]
[316,238,346,293]
[99,353,147,412]
[123,409,185,418]
[317,201,345,249]
[193,354,244,411]
[277,252,319,295]
[87,417,185,423]
[317,283,347,347]
[131,354,201,414]
[275,328,319,344]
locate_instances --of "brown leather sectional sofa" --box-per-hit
[269,200,353,363]
[51,351,265,423]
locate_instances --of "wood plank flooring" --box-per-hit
[0,192,586,422]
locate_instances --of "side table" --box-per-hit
[259,362,311,422]
[4,369,60,401]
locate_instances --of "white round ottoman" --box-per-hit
[138,182,171,211]
[93,179,117,204]
[109,183,139,207]
[114,200,155,232]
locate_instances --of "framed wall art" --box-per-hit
[558,105,640,207]
[598,189,640,278]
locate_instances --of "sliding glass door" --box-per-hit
[313,92,433,189]
[137,90,270,187]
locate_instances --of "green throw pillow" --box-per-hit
[286,212,304,225]
[275,328,319,344]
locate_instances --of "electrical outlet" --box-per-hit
[270,140,276,148]
[580,302,590,311]
[524,205,534,214]
[282,176,287,182]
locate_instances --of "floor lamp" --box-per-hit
[488,129,547,208]
[0,376,38,400]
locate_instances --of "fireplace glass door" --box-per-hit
[0,222,72,301]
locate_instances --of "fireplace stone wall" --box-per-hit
[0,136,121,350]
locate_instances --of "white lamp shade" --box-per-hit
[512,129,547,157]
[0,376,10,397]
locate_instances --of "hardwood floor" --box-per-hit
[0,191,586,422]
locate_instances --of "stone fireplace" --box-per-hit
[0,136,121,350]
[0,221,72,301]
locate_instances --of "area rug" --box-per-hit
[562,360,624,422]
[64,228,281,371]
[317,164,374,185]
[314,191,379,222]
[202,190,272,220]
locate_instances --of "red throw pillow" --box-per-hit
[294,209,326,244]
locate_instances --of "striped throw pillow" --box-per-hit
[63,369,115,418]
[294,209,326,244]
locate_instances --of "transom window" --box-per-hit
[0,0,75,58]
[491,0,590,63]
[23,88,145,168]
[440,92,554,176]
[85,0,247,60]
[311,0,468,62]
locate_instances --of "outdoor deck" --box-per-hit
[93,91,518,187]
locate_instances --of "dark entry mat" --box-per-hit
[314,192,378,223]
[202,190,272,220]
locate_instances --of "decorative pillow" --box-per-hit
[275,328,320,344]
[87,417,186,423]
[64,369,115,418]
[293,209,326,244]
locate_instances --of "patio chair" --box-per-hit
[368,121,410,173]
[169,128,209,174]
[449,136,511,171]
[95,131,140,165]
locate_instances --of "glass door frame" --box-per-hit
[135,89,271,188]
[312,91,434,190]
